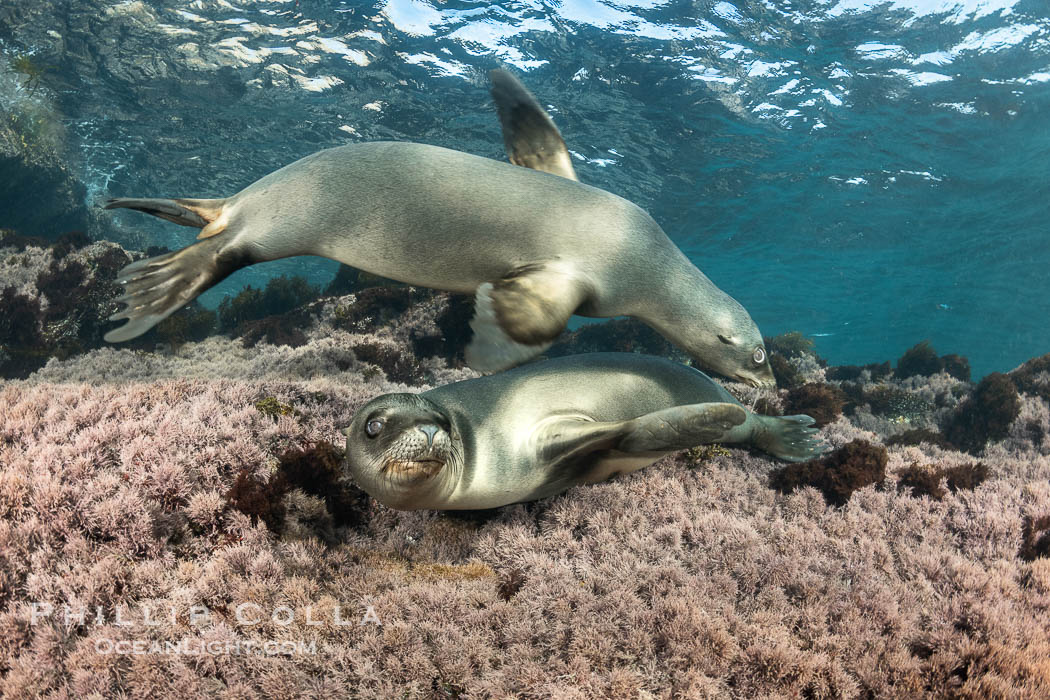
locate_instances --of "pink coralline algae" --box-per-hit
[2,313,1050,697]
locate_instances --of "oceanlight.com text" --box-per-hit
[94,639,318,656]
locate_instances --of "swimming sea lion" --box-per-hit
[343,353,822,510]
[104,81,774,386]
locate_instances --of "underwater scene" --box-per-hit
[1,0,1049,696]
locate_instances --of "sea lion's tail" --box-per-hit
[104,235,246,343]
[104,197,228,239]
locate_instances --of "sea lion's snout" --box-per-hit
[726,343,776,389]
[380,421,452,482]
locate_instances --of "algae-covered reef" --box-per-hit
[0,231,476,384]
[2,289,1050,696]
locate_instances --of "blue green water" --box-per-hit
[3,0,1048,377]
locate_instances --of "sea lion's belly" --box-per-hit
[579,451,665,484]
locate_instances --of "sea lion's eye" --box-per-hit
[753,347,766,365]
[365,419,384,438]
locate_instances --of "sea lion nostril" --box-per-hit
[418,424,440,446]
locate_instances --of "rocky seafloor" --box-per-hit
[1,233,1049,698]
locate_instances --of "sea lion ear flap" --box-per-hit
[465,262,588,373]
[489,69,579,181]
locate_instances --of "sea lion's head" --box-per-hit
[342,393,460,510]
[690,294,776,389]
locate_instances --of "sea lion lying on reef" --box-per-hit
[343,353,822,510]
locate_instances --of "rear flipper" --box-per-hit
[104,235,246,343]
[105,197,228,238]
[755,414,825,462]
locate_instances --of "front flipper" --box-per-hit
[535,403,748,465]
[522,404,746,501]
[465,262,589,373]
[489,69,579,181]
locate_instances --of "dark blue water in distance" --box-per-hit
[5,0,1049,377]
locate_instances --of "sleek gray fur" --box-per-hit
[104,141,773,384]
[343,353,822,511]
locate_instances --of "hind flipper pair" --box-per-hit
[103,197,241,342]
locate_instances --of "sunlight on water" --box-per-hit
[1,0,1047,376]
